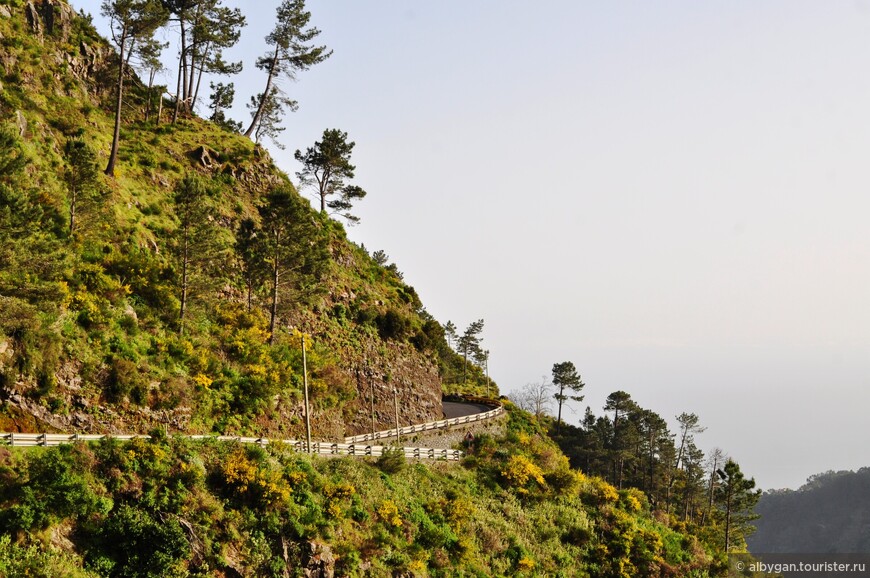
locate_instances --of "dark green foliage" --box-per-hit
[295,128,368,223]
[375,447,406,474]
[208,81,242,132]
[244,0,331,139]
[105,356,148,403]
[86,505,190,577]
[169,173,225,335]
[551,360,584,431]
[375,309,409,341]
[0,125,27,178]
[256,185,329,342]
[0,445,109,534]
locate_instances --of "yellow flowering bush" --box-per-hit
[377,500,402,528]
[222,449,290,508]
[517,557,536,571]
[501,455,546,492]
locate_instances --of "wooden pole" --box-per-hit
[302,335,311,453]
[393,387,400,444]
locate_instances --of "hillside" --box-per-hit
[749,468,870,554]
[0,2,750,576]
[0,0,492,441]
[0,405,731,577]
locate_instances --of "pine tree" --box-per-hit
[715,459,761,552]
[604,390,637,488]
[244,0,330,139]
[551,361,584,432]
[235,218,261,311]
[295,128,368,224]
[668,412,707,514]
[136,36,167,123]
[457,319,484,386]
[444,320,458,350]
[188,1,245,109]
[256,186,328,343]
[170,173,222,335]
[247,87,296,148]
[101,0,168,176]
[63,135,102,238]
[208,82,241,132]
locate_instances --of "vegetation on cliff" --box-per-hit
[0,407,732,577]
[0,2,761,576]
[0,0,491,440]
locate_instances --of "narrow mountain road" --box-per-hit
[442,401,494,419]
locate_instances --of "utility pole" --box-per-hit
[367,363,375,437]
[393,387,400,445]
[296,330,312,454]
[484,349,490,398]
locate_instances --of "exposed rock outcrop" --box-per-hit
[302,541,335,578]
[25,0,74,42]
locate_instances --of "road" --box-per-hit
[442,401,494,419]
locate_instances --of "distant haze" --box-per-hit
[74,0,870,490]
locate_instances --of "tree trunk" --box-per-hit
[69,187,76,236]
[244,48,279,138]
[702,454,719,526]
[105,28,127,176]
[179,235,189,335]
[146,70,155,122]
[172,53,184,123]
[268,233,280,344]
[191,56,206,112]
[180,21,189,103]
[724,487,732,552]
[157,90,163,125]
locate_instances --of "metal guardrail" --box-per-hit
[0,433,464,461]
[344,400,505,444]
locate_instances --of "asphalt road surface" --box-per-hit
[442,401,493,419]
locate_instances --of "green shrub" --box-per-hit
[105,356,148,403]
[0,445,109,534]
[375,447,406,475]
[0,535,97,578]
[86,505,190,578]
[376,309,409,340]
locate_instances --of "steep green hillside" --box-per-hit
[0,406,727,577]
[0,3,751,576]
[0,0,490,440]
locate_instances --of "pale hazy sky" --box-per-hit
[75,0,870,491]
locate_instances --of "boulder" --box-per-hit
[302,541,335,578]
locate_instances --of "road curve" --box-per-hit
[442,401,494,419]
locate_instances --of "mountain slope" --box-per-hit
[0,0,479,440]
[749,468,870,554]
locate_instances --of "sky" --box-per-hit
[73,0,870,491]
